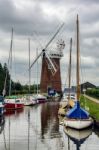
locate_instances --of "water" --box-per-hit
[0,102,99,150]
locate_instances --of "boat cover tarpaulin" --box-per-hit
[7,96,18,99]
[48,87,56,96]
[66,101,89,119]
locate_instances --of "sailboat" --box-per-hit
[24,39,37,106]
[4,28,24,110]
[34,48,47,104]
[58,38,74,116]
[64,15,93,129]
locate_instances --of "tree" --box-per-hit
[3,63,10,95]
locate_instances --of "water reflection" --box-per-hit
[41,102,59,139]
[4,109,24,117]
[27,109,30,150]
[94,126,99,138]
[40,102,65,150]
[64,127,92,150]
[0,102,99,150]
[0,116,6,150]
[0,116,5,134]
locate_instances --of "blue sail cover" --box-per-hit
[66,101,89,119]
[48,87,56,96]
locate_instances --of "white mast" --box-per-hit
[76,14,80,100]
[9,28,13,96]
[28,38,31,95]
[68,38,72,101]
[36,48,38,95]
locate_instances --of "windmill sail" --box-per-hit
[29,23,64,75]
[44,51,58,75]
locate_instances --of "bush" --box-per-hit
[86,88,99,99]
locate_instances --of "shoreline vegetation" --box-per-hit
[80,95,99,121]
[86,88,99,100]
[0,62,40,96]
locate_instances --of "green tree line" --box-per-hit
[0,62,40,96]
[0,63,10,95]
[86,88,99,99]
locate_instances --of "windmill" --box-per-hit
[30,23,65,94]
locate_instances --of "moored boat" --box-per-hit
[64,15,93,130]
[58,38,74,116]
[3,29,24,110]
[4,97,24,110]
[36,94,47,103]
[64,118,93,130]
[24,95,37,106]
[32,96,38,105]
[24,100,34,106]
[24,39,37,106]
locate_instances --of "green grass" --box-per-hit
[80,95,99,121]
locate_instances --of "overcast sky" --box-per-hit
[0,0,99,87]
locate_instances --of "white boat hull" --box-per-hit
[36,94,47,103]
[24,101,33,106]
[64,127,92,140]
[64,117,93,129]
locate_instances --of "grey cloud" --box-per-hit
[0,0,99,85]
[34,0,99,5]
[0,0,61,36]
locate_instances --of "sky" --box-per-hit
[0,0,99,88]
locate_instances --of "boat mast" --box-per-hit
[68,38,72,101]
[28,38,31,95]
[9,28,13,96]
[28,39,30,146]
[3,67,7,97]
[36,48,38,95]
[76,15,80,100]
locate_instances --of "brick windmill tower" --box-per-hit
[30,23,65,94]
[40,39,65,94]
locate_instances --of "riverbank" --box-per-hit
[84,94,99,104]
[80,95,99,126]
